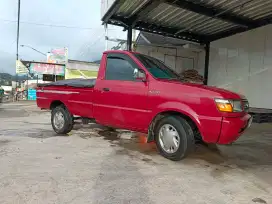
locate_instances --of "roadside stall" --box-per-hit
[20,60,66,100]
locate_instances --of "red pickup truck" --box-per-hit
[37,50,252,161]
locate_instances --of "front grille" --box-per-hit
[242,99,249,112]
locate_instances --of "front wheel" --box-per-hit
[51,105,74,134]
[155,116,195,161]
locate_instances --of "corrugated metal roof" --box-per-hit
[205,0,272,20]
[103,0,272,43]
[141,3,240,35]
[118,0,148,16]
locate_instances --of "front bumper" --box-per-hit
[217,113,252,144]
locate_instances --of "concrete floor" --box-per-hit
[0,101,271,204]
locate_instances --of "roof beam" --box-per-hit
[101,0,124,24]
[164,0,256,27]
[134,21,207,43]
[110,15,208,43]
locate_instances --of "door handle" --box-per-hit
[102,88,110,92]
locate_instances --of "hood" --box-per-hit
[159,79,243,99]
[186,83,242,98]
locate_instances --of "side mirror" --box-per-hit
[133,68,147,82]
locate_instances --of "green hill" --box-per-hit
[0,73,27,86]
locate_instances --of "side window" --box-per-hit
[105,54,137,81]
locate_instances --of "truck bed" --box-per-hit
[36,79,95,118]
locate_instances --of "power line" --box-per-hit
[72,29,105,57]
[86,34,104,50]
[0,18,117,30]
[78,34,105,57]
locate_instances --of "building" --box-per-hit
[102,0,272,110]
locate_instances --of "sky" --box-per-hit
[0,0,126,74]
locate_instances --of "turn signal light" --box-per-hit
[215,99,233,112]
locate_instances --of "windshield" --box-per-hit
[134,53,180,80]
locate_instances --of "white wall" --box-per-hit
[208,24,272,109]
[136,45,203,75]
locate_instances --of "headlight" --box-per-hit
[215,99,243,112]
[230,100,243,112]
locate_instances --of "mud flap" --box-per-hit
[147,129,154,143]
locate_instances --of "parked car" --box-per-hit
[36,50,252,161]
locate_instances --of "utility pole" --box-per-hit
[16,0,21,93]
[104,0,108,51]
[105,24,108,51]
[132,29,136,51]
[16,0,21,61]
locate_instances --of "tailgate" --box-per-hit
[36,87,51,109]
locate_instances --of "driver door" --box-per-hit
[94,53,150,131]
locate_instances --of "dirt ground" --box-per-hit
[0,101,271,204]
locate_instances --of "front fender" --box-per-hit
[153,101,200,127]
[147,101,201,143]
[148,101,222,144]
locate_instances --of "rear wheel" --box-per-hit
[155,116,195,161]
[51,105,74,134]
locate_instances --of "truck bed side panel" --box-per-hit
[36,86,94,118]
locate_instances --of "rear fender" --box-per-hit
[50,100,67,110]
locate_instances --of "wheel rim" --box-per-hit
[53,111,65,130]
[159,124,180,153]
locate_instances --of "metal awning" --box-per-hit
[102,0,272,43]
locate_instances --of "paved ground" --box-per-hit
[0,101,271,204]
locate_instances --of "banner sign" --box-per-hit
[65,69,98,79]
[30,63,65,76]
[16,60,28,74]
[47,47,68,64]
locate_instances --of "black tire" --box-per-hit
[51,105,74,134]
[105,126,116,132]
[82,118,90,124]
[154,116,195,161]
